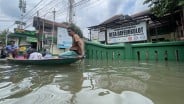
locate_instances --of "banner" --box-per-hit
[107,22,147,43]
[57,27,72,48]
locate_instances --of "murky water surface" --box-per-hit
[0,59,184,104]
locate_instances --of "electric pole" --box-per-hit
[51,8,56,54]
[68,0,75,24]
[19,0,26,29]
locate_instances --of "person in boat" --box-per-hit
[24,46,34,59]
[59,26,84,59]
[0,43,6,58]
[43,49,53,59]
[28,49,43,60]
[0,47,6,58]
[6,41,19,58]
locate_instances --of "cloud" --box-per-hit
[0,0,149,35]
[73,0,148,38]
[75,0,148,27]
[0,0,20,19]
[0,0,22,31]
[107,0,127,15]
[131,0,149,14]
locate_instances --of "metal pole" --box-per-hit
[42,19,44,50]
[69,0,75,23]
[182,6,184,37]
[52,8,56,54]
[5,32,8,46]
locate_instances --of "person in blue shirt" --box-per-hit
[6,41,19,58]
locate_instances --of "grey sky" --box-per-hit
[0,0,20,18]
[0,0,148,37]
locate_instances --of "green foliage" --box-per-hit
[0,30,8,44]
[143,0,184,17]
[178,0,184,6]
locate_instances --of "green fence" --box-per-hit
[85,41,184,61]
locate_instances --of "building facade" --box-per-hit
[88,7,184,44]
[85,7,184,61]
[33,16,69,55]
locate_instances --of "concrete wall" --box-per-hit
[85,41,184,61]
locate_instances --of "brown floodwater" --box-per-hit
[0,59,184,104]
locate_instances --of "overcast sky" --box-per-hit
[0,0,149,38]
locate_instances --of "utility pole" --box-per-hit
[68,0,75,24]
[5,29,9,46]
[19,0,26,29]
[51,8,56,54]
[42,18,44,50]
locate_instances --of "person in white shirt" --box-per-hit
[29,51,43,60]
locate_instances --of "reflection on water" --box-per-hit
[0,59,184,104]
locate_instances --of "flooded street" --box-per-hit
[0,59,184,104]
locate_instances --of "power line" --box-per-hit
[24,0,60,24]
[29,0,59,17]
[24,1,65,29]
[24,0,101,29]
[56,0,102,22]
[23,0,45,18]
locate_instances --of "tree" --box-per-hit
[0,30,9,44]
[143,0,184,17]
[144,0,184,41]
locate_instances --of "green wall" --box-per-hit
[85,41,184,61]
[85,42,125,60]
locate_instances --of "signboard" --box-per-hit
[14,28,36,36]
[57,27,72,48]
[107,22,147,43]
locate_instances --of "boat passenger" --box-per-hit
[43,50,53,59]
[59,25,84,59]
[28,49,43,60]
[25,46,34,59]
[0,45,6,58]
[6,41,19,58]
